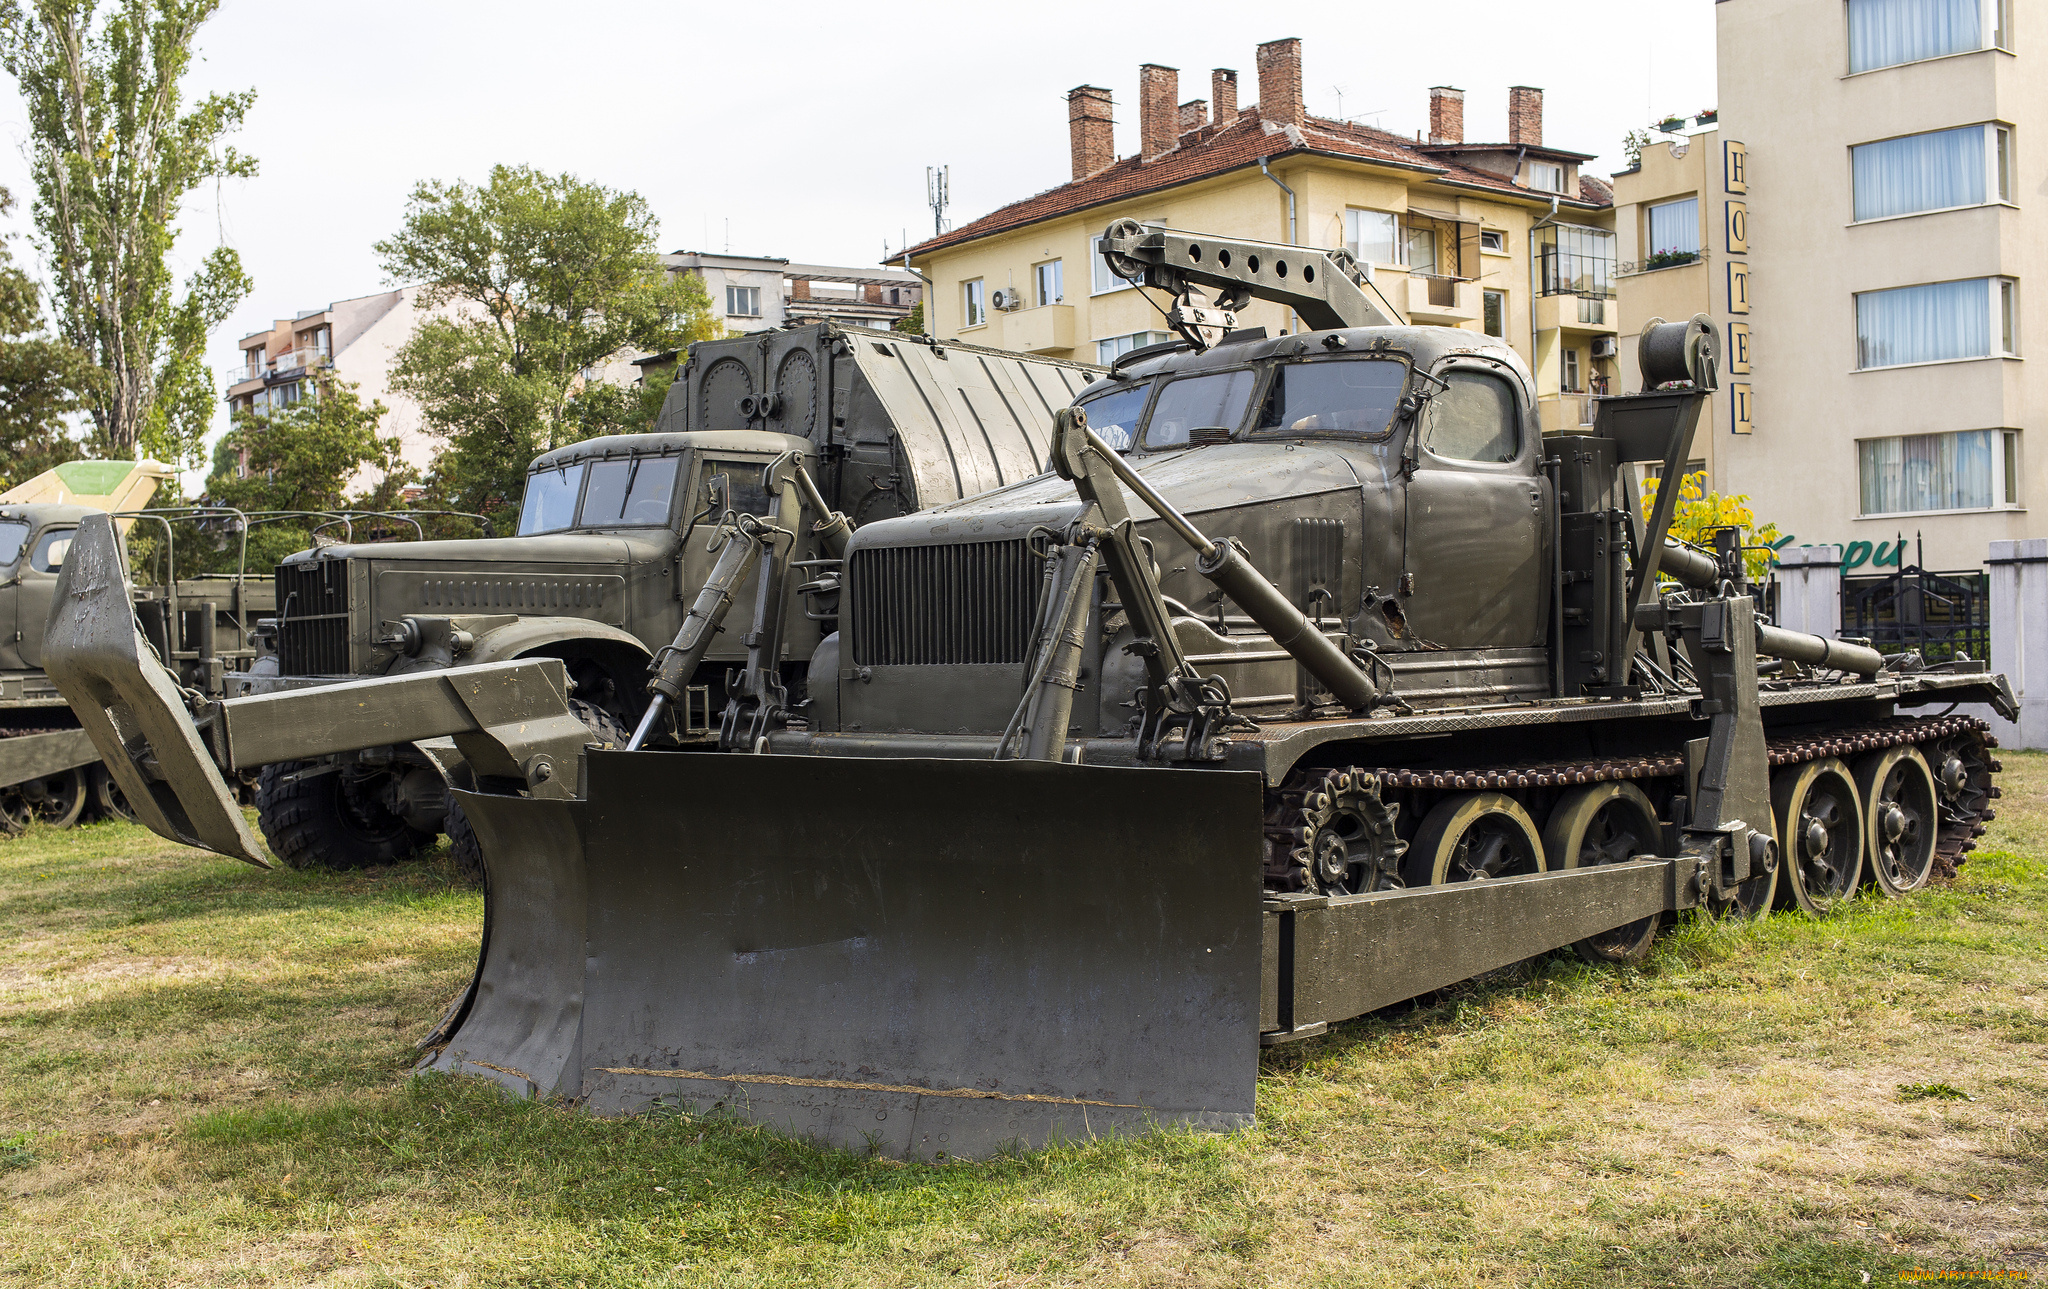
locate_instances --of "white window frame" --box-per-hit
[1343,209,1404,267]
[1034,259,1064,307]
[1849,123,2015,223]
[1482,289,1506,337]
[1479,229,1506,254]
[1853,276,2018,369]
[1855,427,2023,517]
[1095,330,1173,365]
[1562,347,1582,394]
[725,284,761,318]
[1526,161,1566,193]
[1846,0,2011,74]
[962,278,986,329]
[1644,196,1702,258]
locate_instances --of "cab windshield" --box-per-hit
[1073,382,1151,451]
[1251,357,1408,438]
[1075,369,1261,450]
[580,454,681,527]
[518,463,585,535]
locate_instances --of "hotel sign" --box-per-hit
[1724,138,1752,435]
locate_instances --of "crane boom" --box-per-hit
[1097,218,1402,348]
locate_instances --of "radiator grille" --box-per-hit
[276,560,352,675]
[849,540,1039,666]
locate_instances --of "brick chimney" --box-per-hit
[1212,68,1238,124]
[1508,85,1543,146]
[1428,86,1463,145]
[1139,64,1179,157]
[1068,85,1114,179]
[1179,99,1208,134]
[790,279,811,301]
[1256,39,1303,127]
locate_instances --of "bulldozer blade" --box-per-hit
[441,751,1266,1158]
[43,513,267,866]
[420,791,591,1098]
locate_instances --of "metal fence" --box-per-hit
[1842,566,1990,663]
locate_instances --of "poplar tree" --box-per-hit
[0,0,256,466]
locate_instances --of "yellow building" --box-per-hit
[902,38,1618,433]
[1612,123,1726,491]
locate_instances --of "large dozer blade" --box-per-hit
[434,751,1265,1158]
[43,514,267,866]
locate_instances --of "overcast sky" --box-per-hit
[0,0,1718,482]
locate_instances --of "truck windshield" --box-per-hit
[1074,382,1151,450]
[1252,357,1408,438]
[1144,370,1256,448]
[518,463,586,535]
[580,455,681,527]
[0,520,28,566]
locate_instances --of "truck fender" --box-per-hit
[467,617,652,715]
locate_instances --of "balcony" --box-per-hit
[1003,304,1075,355]
[1403,274,1479,326]
[269,346,328,374]
[1534,292,1618,335]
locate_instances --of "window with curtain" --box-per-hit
[1344,209,1401,265]
[1646,198,1700,258]
[1848,0,1983,73]
[1855,278,1992,367]
[1858,429,2002,513]
[1852,125,1986,219]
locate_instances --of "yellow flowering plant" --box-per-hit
[1640,471,1784,581]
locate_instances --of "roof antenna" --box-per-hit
[927,166,950,237]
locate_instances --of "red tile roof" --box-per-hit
[903,106,1614,260]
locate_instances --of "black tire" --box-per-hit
[257,761,437,872]
[441,699,627,884]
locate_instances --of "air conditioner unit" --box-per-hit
[1591,335,1618,359]
[989,287,1026,311]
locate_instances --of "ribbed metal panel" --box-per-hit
[848,540,1037,666]
[275,560,352,676]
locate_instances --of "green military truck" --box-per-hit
[238,322,1100,870]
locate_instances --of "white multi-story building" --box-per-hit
[1715,0,2035,574]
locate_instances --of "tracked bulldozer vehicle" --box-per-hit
[50,227,2012,1159]
[227,323,1097,870]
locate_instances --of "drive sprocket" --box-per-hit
[1264,766,1407,895]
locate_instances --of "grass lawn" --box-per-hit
[0,756,2042,1287]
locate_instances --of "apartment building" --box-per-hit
[1612,118,1729,491]
[660,252,921,335]
[226,288,447,471]
[901,37,1618,432]
[1715,0,2035,571]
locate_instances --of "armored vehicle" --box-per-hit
[0,460,274,829]
[50,229,2011,1159]
[240,323,1099,869]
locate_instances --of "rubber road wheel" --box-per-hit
[87,763,136,823]
[1544,781,1663,965]
[1772,757,1865,918]
[1855,746,1938,897]
[257,761,436,871]
[1405,792,1545,887]
[1,765,89,831]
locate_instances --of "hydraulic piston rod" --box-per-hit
[1647,541,1884,676]
[1072,419,1381,712]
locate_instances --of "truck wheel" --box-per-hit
[257,762,436,871]
[442,699,628,883]
[1771,757,1864,918]
[87,764,136,823]
[0,766,89,832]
[1544,781,1663,965]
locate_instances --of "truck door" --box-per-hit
[0,517,30,670]
[15,525,76,669]
[1400,366,1546,649]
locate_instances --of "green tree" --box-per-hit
[894,299,925,335]
[198,378,412,573]
[0,185,97,488]
[1642,471,1785,581]
[377,165,714,519]
[0,0,257,467]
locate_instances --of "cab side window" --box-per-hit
[0,521,29,567]
[30,528,73,574]
[1423,371,1520,464]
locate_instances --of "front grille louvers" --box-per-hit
[275,560,351,675]
[848,540,1038,666]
